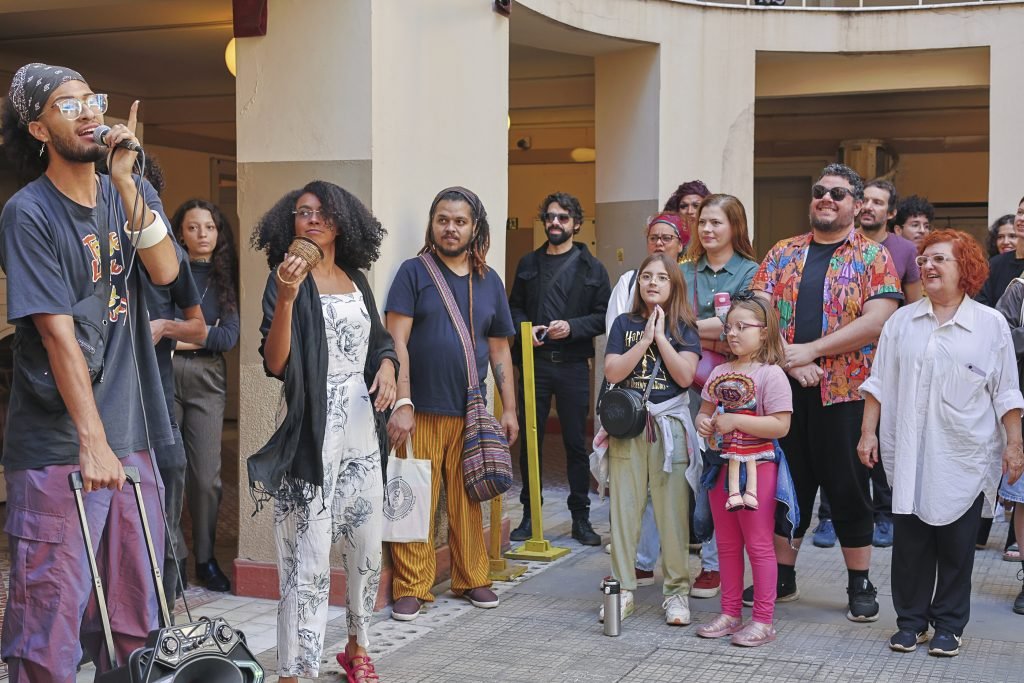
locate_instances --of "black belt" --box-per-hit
[534,349,580,364]
[175,349,220,359]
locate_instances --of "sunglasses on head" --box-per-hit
[812,185,858,202]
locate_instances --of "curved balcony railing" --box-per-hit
[703,0,1017,9]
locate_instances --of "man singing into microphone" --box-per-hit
[0,63,180,681]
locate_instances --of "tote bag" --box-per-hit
[382,442,432,543]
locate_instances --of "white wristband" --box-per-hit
[123,212,169,249]
[393,398,414,412]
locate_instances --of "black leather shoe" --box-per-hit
[510,517,532,542]
[196,558,231,592]
[572,518,601,546]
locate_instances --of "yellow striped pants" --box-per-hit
[389,412,491,601]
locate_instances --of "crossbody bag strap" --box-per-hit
[537,247,580,319]
[419,254,480,387]
[641,356,663,403]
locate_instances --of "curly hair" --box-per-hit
[171,199,239,315]
[419,187,491,277]
[538,191,583,234]
[919,229,989,297]
[986,214,1016,258]
[1,97,46,184]
[894,194,934,227]
[663,180,710,212]
[818,163,864,199]
[251,180,385,271]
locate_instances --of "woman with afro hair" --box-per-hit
[250,180,397,682]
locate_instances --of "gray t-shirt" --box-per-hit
[0,173,174,470]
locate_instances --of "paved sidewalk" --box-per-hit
[73,494,1023,682]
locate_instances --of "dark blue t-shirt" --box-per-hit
[0,173,174,469]
[605,313,701,404]
[143,246,200,416]
[385,254,515,416]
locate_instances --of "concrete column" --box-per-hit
[988,38,1024,222]
[233,0,508,599]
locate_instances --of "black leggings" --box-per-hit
[781,381,873,548]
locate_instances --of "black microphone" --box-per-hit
[92,125,143,154]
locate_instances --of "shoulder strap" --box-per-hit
[418,254,479,387]
[537,247,581,318]
[641,356,663,403]
[627,269,638,294]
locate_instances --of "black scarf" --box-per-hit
[248,267,397,510]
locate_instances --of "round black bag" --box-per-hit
[598,357,662,439]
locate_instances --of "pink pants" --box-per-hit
[708,462,778,624]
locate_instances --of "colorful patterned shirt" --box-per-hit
[751,228,902,406]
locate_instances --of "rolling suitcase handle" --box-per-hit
[69,465,172,671]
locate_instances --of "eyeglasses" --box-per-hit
[51,94,108,120]
[724,322,767,334]
[638,273,670,285]
[915,254,957,266]
[811,184,858,202]
[293,209,325,221]
[647,234,678,245]
[542,212,573,224]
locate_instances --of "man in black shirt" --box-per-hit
[508,192,611,545]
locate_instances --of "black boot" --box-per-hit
[196,558,231,592]
[510,516,532,542]
[572,518,601,546]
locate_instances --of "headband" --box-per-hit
[8,63,85,126]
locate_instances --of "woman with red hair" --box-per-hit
[858,229,1024,657]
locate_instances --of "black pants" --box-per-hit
[781,381,873,548]
[892,494,984,636]
[818,463,892,522]
[517,357,591,519]
[154,422,187,615]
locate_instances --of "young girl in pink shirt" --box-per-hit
[695,292,792,647]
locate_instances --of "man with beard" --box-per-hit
[385,186,518,621]
[750,164,902,622]
[507,192,610,545]
[0,63,180,680]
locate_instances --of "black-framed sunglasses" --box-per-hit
[811,184,858,202]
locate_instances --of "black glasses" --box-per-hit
[542,212,572,224]
[647,234,678,245]
[812,185,858,202]
[724,321,767,334]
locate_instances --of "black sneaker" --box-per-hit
[889,628,928,652]
[928,631,962,657]
[742,580,798,607]
[847,577,879,622]
[572,518,601,546]
[1014,570,1024,615]
[510,516,532,542]
[195,558,231,593]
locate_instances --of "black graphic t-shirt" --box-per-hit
[605,313,701,404]
[0,173,174,469]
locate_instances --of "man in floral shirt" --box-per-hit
[750,163,902,622]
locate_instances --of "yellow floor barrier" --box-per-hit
[505,321,570,562]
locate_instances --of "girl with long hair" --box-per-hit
[695,293,792,647]
[602,253,702,628]
[250,180,396,682]
[170,199,240,592]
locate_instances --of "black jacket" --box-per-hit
[508,241,610,363]
[248,266,398,507]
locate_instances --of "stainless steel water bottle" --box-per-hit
[603,577,621,636]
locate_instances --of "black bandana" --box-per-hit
[8,63,85,125]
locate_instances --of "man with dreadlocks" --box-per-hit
[384,186,519,621]
[0,63,180,680]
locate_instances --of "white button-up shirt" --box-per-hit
[860,296,1024,526]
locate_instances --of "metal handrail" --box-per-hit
[685,0,1019,10]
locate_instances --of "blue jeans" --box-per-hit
[636,494,720,572]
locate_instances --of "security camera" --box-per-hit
[516,137,532,151]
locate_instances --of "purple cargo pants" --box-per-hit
[2,451,165,682]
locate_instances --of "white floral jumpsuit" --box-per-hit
[274,292,384,678]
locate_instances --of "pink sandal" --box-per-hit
[726,493,745,512]
[337,651,380,682]
[742,491,759,510]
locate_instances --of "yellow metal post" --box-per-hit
[505,321,570,562]
[488,393,528,581]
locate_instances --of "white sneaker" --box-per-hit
[604,543,612,554]
[598,589,635,623]
[663,594,690,626]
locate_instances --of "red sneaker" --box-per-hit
[691,569,721,598]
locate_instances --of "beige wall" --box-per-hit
[146,144,214,216]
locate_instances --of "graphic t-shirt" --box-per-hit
[701,362,793,462]
[605,313,701,404]
[385,254,515,416]
[0,173,174,469]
